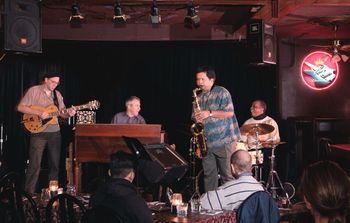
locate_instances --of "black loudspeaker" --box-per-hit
[4,0,42,53]
[247,19,276,64]
[123,136,188,185]
[142,144,188,185]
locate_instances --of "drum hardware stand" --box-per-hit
[265,144,291,207]
[189,137,198,196]
[0,123,4,168]
[252,129,263,182]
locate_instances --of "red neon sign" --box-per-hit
[300,51,339,90]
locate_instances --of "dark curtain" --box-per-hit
[0,40,277,179]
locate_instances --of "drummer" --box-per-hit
[240,100,280,181]
[241,100,280,146]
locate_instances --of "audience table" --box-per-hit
[153,210,236,223]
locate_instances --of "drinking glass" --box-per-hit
[40,188,51,206]
[176,203,188,218]
[171,193,182,214]
[66,184,77,196]
[190,197,201,213]
[57,188,64,194]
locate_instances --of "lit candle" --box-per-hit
[171,193,183,205]
[49,180,59,192]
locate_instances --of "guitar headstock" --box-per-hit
[87,100,100,110]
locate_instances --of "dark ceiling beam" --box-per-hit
[254,0,318,24]
[254,0,350,25]
[46,0,266,6]
[313,0,350,6]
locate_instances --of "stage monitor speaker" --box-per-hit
[4,0,42,53]
[247,19,276,64]
[123,136,188,185]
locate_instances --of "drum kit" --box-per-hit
[239,123,294,206]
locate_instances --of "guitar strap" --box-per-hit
[53,90,68,126]
[53,90,72,141]
[53,90,59,108]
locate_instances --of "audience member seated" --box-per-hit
[89,151,153,223]
[200,150,264,211]
[300,160,350,223]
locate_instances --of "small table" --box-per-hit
[153,210,236,223]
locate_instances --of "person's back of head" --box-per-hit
[300,160,350,223]
[109,151,136,180]
[231,150,252,176]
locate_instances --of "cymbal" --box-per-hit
[240,123,275,136]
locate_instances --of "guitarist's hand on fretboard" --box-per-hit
[66,107,76,117]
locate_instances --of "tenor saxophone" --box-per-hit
[191,88,207,158]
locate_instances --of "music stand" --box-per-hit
[122,136,151,160]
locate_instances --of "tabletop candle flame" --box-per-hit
[171,193,183,206]
[49,180,59,192]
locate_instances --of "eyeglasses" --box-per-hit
[250,106,262,111]
[48,79,60,85]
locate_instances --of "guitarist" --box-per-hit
[17,73,76,195]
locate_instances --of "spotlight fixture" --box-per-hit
[113,1,127,23]
[150,0,161,24]
[184,1,200,29]
[69,2,84,23]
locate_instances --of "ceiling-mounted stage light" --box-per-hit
[69,2,84,24]
[184,1,200,29]
[113,1,127,23]
[150,0,161,24]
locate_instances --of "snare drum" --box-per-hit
[236,141,248,151]
[248,150,264,165]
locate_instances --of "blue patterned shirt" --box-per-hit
[195,85,240,149]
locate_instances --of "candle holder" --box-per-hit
[49,180,59,197]
[170,193,182,214]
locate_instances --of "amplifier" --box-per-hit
[123,136,188,185]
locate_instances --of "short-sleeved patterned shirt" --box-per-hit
[194,85,240,149]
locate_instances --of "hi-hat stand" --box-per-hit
[252,129,263,181]
[265,144,292,207]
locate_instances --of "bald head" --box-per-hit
[231,150,252,176]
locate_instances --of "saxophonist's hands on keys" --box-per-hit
[194,110,211,123]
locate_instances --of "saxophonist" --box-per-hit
[192,66,241,192]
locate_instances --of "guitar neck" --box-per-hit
[49,104,90,117]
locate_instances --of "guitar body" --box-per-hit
[22,100,100,134]
[22,105,59,134]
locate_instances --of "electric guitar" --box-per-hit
[22,100,100,133]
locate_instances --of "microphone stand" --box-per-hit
[189,137,197,195]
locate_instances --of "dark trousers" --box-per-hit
[24,131,61,194]
[202,142,235,192]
